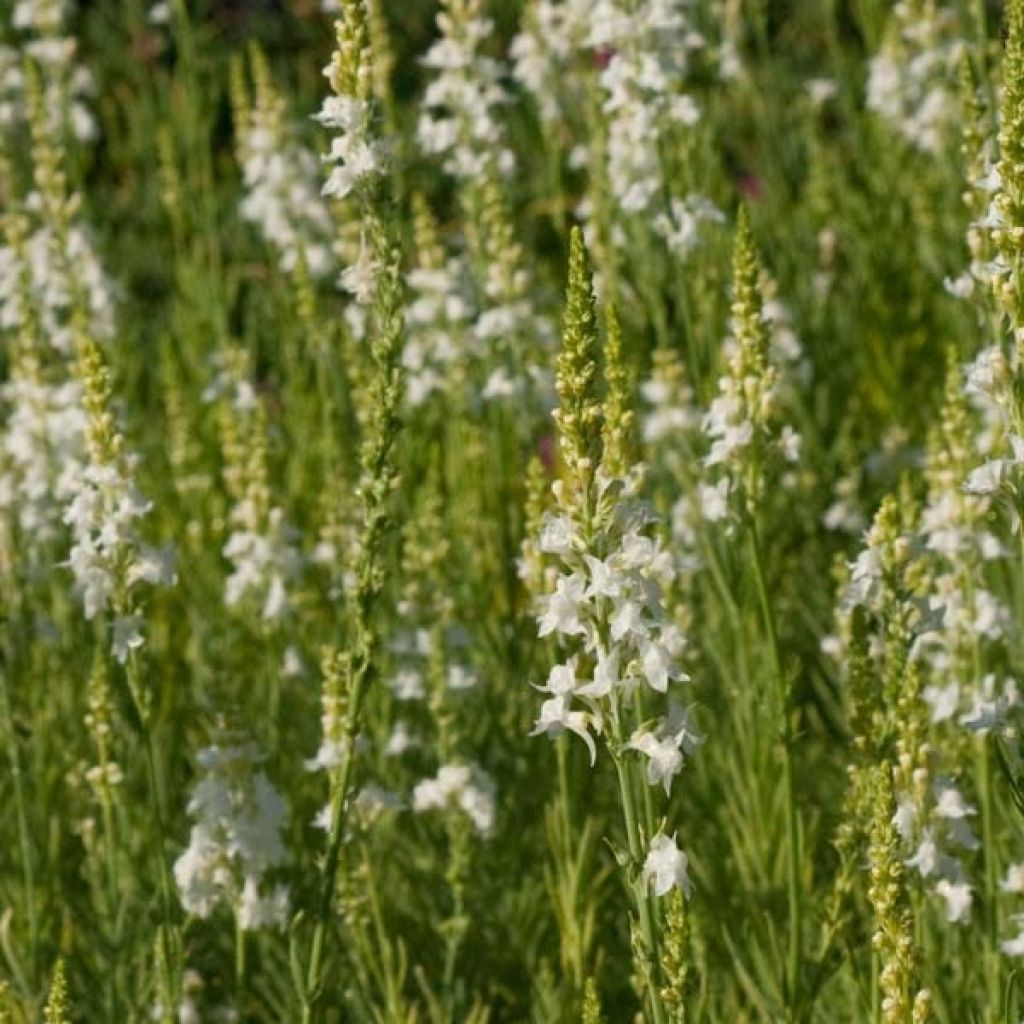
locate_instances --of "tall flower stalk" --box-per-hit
[303,30,403,1006]
[701,208,804,1011]
[531,228,700,1022]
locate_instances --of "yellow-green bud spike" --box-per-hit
[554,226,603,492]
[43,960,71,1024]
[600,303,634,479]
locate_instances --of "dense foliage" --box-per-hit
[1,0,1022,1021]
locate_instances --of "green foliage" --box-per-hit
[0,1,1022,1022]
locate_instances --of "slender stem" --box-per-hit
[124,644,179,1021]
[977,738,999,1024]
[303,662,369,1024]
[97,781,120,1014]
[0,663,38,981]
[611,703,667,1024]
[441,826,468,1017]
[235,914,247,1001]
[557,737,573,845]
[125,651,176,935]
[747,521,803,1016]
[141,726,176,926]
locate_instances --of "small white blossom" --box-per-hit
[642,831,693,897]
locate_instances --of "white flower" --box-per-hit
[943,272,974,299]
[640,638,685,693]
[699,479,730,522]
[304,738,347,773]
[539,658,579,696]
[129,543,178,586]
[1001,915,1024,956]
[577,650,620,699]
[610,596,647,643]
[805,77,839,105]
[111,614,144,664]
[584,553,625,599]
[237,82,334,278]
[933,783,975,821]
[530,695,598,765]
[625,706,702,795]
[642,832,693,897]
[922,682,959,723]
[338,235,381,304]
[237,876,289,931]
[354,784,403,817]
[906,832,939,877]
[964,459,1008,496]
[1002,865,1024,894]
[780,425,802,462]
[390,667,426,701]
[629,730,683,793]
[222,505,302,622]
[935,878,972,924]
[892,797,916,841]
[384,721,417,757]
[447,664,479,691]
[960,674,1018,735]
[538,573,589,639]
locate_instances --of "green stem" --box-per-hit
[302,663,369,1024]
[124,648,179,1021]
[978,738,999,1024]
[0,662,38,983]
[747,521,803,1017]
[554,737,585,993]
[236,915,247,1002]
[96,781,121,1016]
[611,713,667,1024]
[441,827,468,1018]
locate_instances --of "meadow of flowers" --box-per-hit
[5,0,1024,1020]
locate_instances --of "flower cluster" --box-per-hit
[417,1,555,409]
[915,364,1011,730]
[174,739,290,931]
[317,2,385,204]
[896,777,978,923]
[866,1,965,155]
[532,230,700,903]
[0,210,116,356]
[837,490,988,927]
[1,0,97,142]
[316,0,389,310]
[64,335,174,661]
[402,195,473,407]
[509,0,588,131]
[943,60,998,303]
[224,507,303,621]
[412,762,496,836]
[0,208,88,558]
[417,0,514,182]
[639,348,707,578]
[533,494,692,774]
[0,376,85,547]
[234,49,335,278]
[585,0,720,261]
[701,211,801,521]
[212,348,303,623]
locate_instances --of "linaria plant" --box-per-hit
[531,227,700,1022]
